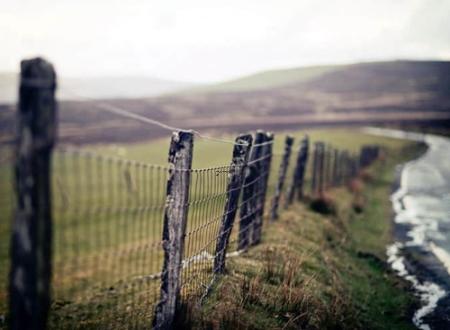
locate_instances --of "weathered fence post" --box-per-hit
[310,142,319,197]
[295,136,309,201]
[252,132,273,245]
[341,150,349,185]
[286,135,308,206]
[214,134,252,274]
[9,58,56,330]
[324,144,331,189]
[238,131,264,250]
[153,131,194,330]
[270,135,294,220]
[317,142,325,197]
[332,148,339,187]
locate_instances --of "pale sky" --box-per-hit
[1,0,449,82]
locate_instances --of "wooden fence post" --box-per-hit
[252,132,273,245]
[310,142,319,197]
[317,142,325,197]
[153,131,194,330]
[238,131,264,250]
[214,134,252,274]
[9,58,57,330]
[341,150,349,185]
[324,144,331,189]
[286,136,308,206]
[332,148,339,187]
[295,136,309,201]
[270,135,294,220]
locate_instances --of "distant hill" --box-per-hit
[0,74,196,104]
[1,60,449,144]
[191,65,339,93]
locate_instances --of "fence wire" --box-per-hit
[50,148,168,329]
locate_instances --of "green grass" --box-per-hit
[179,140,424,329]
[0,129,418,328]
[186,65,341,93]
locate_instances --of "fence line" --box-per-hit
[6,57,381,330]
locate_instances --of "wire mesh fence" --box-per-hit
[2,57,382,330]
[49,148,168,328]
[1,129,379,330]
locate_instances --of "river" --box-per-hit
[363,127,450,330]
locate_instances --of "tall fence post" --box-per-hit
[286,135,308,206]
[214,134,253,274]
[9,58,57,330]
[324,144,331,190]
[332,148,339,187]
[153,131,194,330]
[238,131,264,250]
[317,142,325,197]
[295,136,309,201]
[310,142,319,197]
[270,135,294,220]
[341,150,349,185]
[252,132,273,245]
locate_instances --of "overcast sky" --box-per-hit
[1,0,449,82]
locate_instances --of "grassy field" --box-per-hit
[0,128,418,328]
[181,140,425,329]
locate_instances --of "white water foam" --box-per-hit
[363,127,450,329]
[388,185,446,330]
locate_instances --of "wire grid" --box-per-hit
[49,147,168,329]
[180,165,233,300]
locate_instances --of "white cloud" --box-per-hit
[0,0,449,82]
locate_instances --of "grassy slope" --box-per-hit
[182,141,424,330]
[181,60,449,95]
[189,65,340,93]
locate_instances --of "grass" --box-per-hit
[0,128,419,328]
[178,141,425,329]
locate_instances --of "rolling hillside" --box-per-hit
[190,64,339,93]
[1,60,449,144]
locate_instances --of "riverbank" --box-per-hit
[179,140,425,329]
[385,131,450,330]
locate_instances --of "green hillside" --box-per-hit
[193,65,341,93]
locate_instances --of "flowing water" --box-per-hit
[363,127,450,330]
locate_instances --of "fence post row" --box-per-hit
[270,135,294,221]
[153,131,194,330]
[238,131,265,250]
[214,134,253,274]
[9,58,56,330]
[252,132,274,245]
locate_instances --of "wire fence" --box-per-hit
[49,148,168,328]
[2,57,382,330]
